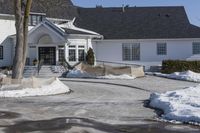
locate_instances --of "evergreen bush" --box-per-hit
[86,48,95,65]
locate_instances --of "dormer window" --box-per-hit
[29,13,46,26]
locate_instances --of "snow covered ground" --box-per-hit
[66,69,135,79]
[0,73,6,79]
[150,85,200,125]
[98,74,135,80]
[0,78,70,97]
[147,70,200,82]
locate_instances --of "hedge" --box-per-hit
[161,60,200,74]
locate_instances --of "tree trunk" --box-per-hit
[12,0,32,79]
[22,0,32,67]
[12,0,24,79]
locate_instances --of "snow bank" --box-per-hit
[98,74,135,80]
[0,73,6,78]
[150,85,200,125]
[66,69,95,78]
[66,69,135,79]
[186,54,200,61]
[0,78,70,97]
[148,70,200,82]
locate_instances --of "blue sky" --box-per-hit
[72,0,200,26]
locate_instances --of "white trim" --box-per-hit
[42,23,65,42]
[28,22,43,35]
[58,18,102,36]
[46,17,70,22]
[28,20,66,43]
[68,34,103,39]
[93,38,200,42]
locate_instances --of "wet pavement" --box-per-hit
[0,76,199,132]
[1,114,200,133]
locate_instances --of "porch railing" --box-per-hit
[37,59,44,74]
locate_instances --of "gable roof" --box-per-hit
[0,0,78,19]
[75,6,200,39]
[1,1,200,39]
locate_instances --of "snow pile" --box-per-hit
[0,73,6,79]
[66,69,95,78]
[0,78,70,97]
[186,54,200,61]
[98,74,135,80]
[150,85,200,124]
[148,70,200,82]
[51,66,66,73]
[66,69,135,79]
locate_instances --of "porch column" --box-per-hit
[76,45,79,62]
[56,46,59,65]
[65,43,69,62]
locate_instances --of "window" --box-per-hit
[132,44,140,60]
[69,50,76,61]
[0,46,3,59]
[193,42,200,54]
[69,45,76,61]
[32,15,37,25]
[78,45,85,61]
[29,14,44,26]
[58,46,65,62]
[122,43,140,61]
[78,49,85,61]
[69,45,76,48]
[157,43,167,55]
[122,44,131,60]
[68,45,86,62]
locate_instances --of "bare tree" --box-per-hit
[12,0,32,79]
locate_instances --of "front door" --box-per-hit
[38,47,56,65]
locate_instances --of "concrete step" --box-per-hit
[24,65,65,78]
[23,66,38,77]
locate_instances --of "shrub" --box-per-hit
[161,60,200,74]
[86,48,95,65]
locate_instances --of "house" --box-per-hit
[1,0,200,70]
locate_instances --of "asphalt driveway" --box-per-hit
[0,75,199,133]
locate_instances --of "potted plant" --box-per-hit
[32,58,38,66]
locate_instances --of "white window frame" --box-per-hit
[157,43,167,55]
[122,43,140,61]
[58,45,65,62]
[78,45,85,61]
[193,42,200,55]
[68,45,86,62]
[68,45,76,62]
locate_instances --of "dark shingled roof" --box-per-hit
[1,1,200,39]
[62,28,95,35]
[75,6,200,39]
[0,0,78,19]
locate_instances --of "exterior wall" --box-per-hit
[0,19,15,44]
[93,39,199,70]
[0,18,35,67]
[0,19,15,67]
[0,38,13,67]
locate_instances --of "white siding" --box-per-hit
[0,19,15,44]
[28,24,65,44]
[93,39,198,69]
[0,38,13,67]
